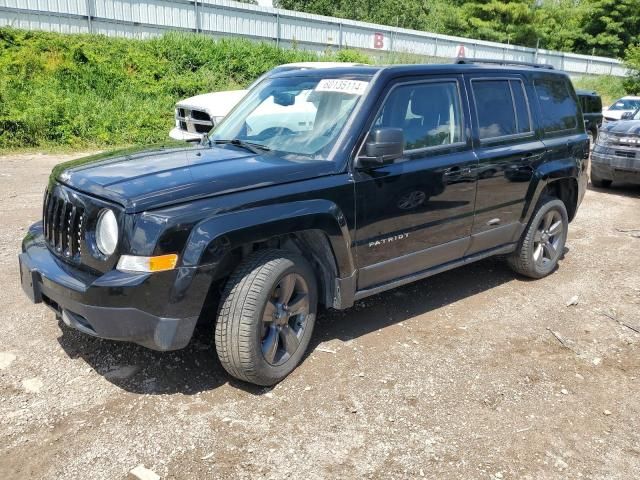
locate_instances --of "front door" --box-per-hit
[353,77,478,290]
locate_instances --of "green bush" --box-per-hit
[0,28,371,150]
[572,75,627,107]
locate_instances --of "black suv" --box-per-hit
[19,61,588,386]
[576,89,603,146]
[591,107,640,187]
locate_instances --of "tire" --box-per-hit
[507,196,568,279]
[215,249,317,386]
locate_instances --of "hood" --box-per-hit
[176,90,248,116]
[601,120,640,135]
[52,144,336,213]
[602,109,629,121]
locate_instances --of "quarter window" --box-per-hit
[472,79,532,140]
[534,76,579,133]
[372,81,463,151]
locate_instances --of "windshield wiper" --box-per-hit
[212,139,271,154]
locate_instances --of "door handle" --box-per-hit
[522,152,544,162]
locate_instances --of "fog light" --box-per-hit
[117,254,178,273]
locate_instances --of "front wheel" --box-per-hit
[215,249,317,386]
[508,196,568,279]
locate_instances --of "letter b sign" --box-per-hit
[373,32,384,49]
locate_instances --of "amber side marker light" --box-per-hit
[117,254,179,273]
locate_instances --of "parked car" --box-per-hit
[576,89,602,146]
[591,107,640,187]
[20,60,588,386]
[601,95,640,123]
[169,62,364,141]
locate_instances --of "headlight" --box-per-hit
[618,135,640,144]
[95,209,118,256]
[597,131,614,145]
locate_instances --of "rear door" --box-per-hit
[532,73,588,195]
[465,74,546,254]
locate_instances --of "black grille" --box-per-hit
[191,110,211,121]
[194,123,211,134]
[614,150,636,159]
[43,191,85,258]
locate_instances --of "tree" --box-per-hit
[533,0,586,52]
[573,0,640,58]
[459,0,538,47]
[274,0,466,36]
[623,44,640,94]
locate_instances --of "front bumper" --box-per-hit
[169,127,202,142]
[591,145,640,184]
[19,223,199,351]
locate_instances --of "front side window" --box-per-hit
[472,79,532,140]
[211,76,369,159]
[371,81,463,151]
[534,76,579,133]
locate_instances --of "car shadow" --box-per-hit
[587,182,640,199]
[309,257,518,350]
[56,319,267,396]
[56,257,526,396]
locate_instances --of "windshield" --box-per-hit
[608,99,640,111]
[210,75,369,160]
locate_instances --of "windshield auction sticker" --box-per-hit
[315,79,369,95]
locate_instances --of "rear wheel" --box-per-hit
[508,196,568,279]
[215,249,317,386]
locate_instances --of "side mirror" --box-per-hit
[273,92,295,106]
[621,111,634,120]
[357,128,404,168]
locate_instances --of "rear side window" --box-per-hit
[534,76,579,133]
[587,96,602,113]
[472,79,532,140]
[372,81,464,151]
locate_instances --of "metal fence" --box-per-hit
[0,0,627,76]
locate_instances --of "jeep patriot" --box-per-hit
[19,61,589,385]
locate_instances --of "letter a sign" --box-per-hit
[456,44,466,59]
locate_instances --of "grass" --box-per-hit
[0,28,369,151]
[572,75,627,107]
[0,26,631,152]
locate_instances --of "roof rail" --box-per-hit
[454,59,555,70]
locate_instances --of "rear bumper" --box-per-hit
[19,223,199,351]
[591,147,640,184]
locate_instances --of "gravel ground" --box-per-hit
[1,152,639,480]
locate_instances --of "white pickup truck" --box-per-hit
[169,62,364,141]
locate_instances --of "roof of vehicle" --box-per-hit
[576,89,599,97]
[271,62,571,79]
[279,62,368,68]
[615,95,640,100]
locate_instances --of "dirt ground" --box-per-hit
[0,152,639,480]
